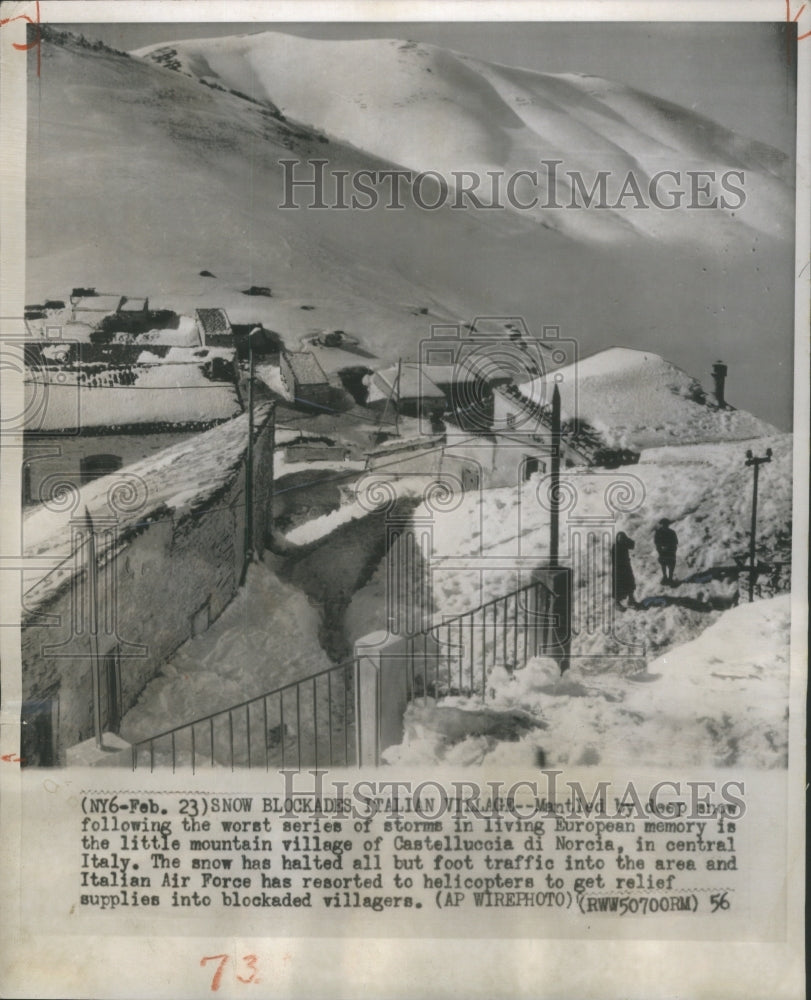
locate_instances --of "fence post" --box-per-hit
[354,631,437,766]
[531,567,572,671]
[354,633,383,767]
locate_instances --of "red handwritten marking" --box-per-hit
[201,954,261,991]
[787,0,811,62]
[201,954,229,993]
[0,0,41,76]
[235,955,260,985]
[1,753,24,764]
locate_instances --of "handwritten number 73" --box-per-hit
[201,954,260,991]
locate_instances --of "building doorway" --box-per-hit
[80,453,122,484]
[20,690,60,767]
[523,456,544,480]
[99,646,122,734]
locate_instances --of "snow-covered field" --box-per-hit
[348,427,792,768]
[348,432,792,655]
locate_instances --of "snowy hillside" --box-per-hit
[28,28,795,427]
[22,405,271,610]
[135,32,793,245]
[518,347,777,449]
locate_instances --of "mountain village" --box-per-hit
[19,286,792,772]
[15,26,794,773]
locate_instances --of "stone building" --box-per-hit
[20,405,275,766]
[22,347,243,507]
[278,350,332,408]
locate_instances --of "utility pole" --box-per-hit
[550,383,561,565]
[267,399,276,548]
[744,447,772,602]
[394,358,402,437]
[243,327,262,580]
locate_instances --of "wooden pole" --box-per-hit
[550,383,561,566]
[267,400,276,548]
[748,462,759,602]
[244,340,255,575]
[745,448,772,602]
[243,329,262,580]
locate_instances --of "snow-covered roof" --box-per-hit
[135,346,236,365]
[368,363,446,404]
[195,307,231,335]
[73,294,123,312]
[22,404,272,614]
[516,348,775,451]
[282,350,328,386]
[25,361,242,432]
[119,296,148,312]
[113,314,202,347]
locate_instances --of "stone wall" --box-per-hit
[23,430,198,506]
[21,415,274,762]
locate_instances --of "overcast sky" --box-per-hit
[69,21,796,152]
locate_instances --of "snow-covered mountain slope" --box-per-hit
[135,32,793,245]
[518,347,777,449]
[27,29,795,427]
[26,31,471,363]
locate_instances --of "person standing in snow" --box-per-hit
[653,518,679,585]
[612,531,637,610]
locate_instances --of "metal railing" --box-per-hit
[131,574,566,771]
[131,660,355,772]
[396,576,559,703]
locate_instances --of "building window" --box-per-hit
[523,457,543,480]
[22,462,32,505]
[80,453,122,484]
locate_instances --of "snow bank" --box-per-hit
[385,595,790,769]
[114,314,201,346]
[120,561,333,743]
[282,473,427,546]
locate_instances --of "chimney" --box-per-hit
[711,360,728,409]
